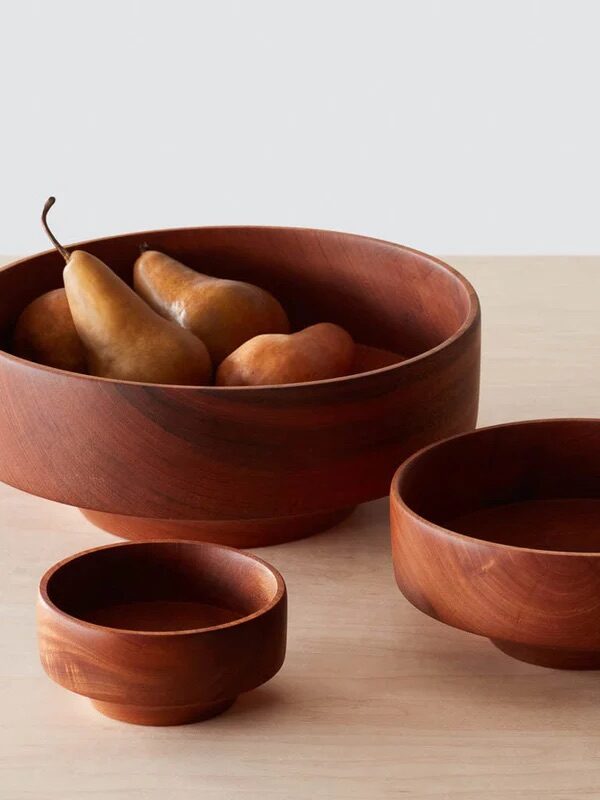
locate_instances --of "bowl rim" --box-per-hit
[1,224,480,391]
[391,417,600,558]
[38,538,286,636]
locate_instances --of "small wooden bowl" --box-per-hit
[391,419,600,669]
[37,540,287,725]
[0,226,480,546]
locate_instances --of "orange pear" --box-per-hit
[216,323,355,386]
[13,288,86,373]
[134,249,290,364]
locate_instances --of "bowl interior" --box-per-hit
[43,542,280,632]
[397,419,600,552]
[0,226,474,365]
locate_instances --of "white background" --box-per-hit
[1,0,599,255]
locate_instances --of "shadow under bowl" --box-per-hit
[37,540,287,725]
[0,226,480,546]
[391,418,600,669]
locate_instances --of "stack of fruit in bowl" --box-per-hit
[12,198,402,387]
[0,205,479,547]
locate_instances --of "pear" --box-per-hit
[41,198,212,385]
[216,322,355,386]
[134,250,290,364]
[13,288,87,373]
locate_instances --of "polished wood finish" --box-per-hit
[80,505,354,546]
[0,227,480,546]
[5,254,600,799]
[349,343,406,373]
[37,540,287,725]
[391,418,600,669]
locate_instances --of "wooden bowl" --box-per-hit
[391,419,600,669]
[0,226,480,546]
[37,540,287,725]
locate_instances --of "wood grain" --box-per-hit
[391,418,600,669]
[1,255,599,799]
[37,540,287,725]
[0,228,480,546]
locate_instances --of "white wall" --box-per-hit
[2,0,600,255]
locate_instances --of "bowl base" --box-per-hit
[90,697,236,725]
[491,639,600,670]
[79,506,355,548]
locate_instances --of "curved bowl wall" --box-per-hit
[0,226,480,545]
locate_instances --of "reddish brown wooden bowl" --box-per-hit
[37,540,286,725]
[391,419,600,669]
[0,226,480,546]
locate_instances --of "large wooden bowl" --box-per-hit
[391,419,600,669]
[37,540,286,725]
[0,227,480,546]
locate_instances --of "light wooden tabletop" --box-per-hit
[1,256,599,800]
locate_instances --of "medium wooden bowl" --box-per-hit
[391,419,600,669]
[0,226,480,546]
[37,540,287,725]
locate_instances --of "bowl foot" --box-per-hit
[90,697,236,725]
[491,639,600,670]
[79,506,355,548]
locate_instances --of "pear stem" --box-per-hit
[41,197,70,263]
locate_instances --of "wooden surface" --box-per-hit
[0,255,599,799]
